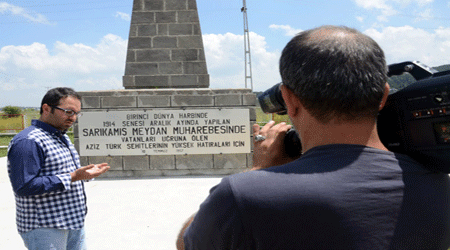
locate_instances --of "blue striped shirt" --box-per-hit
[7,119,86,233]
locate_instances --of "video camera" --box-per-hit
[258,61,450,173]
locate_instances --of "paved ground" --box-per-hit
[0,157,223,250]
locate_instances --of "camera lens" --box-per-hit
[258,83,287,114]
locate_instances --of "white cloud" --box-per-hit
[394,0,433,6]
[353,0,398,22]
[415,0,433,6]
[364,25,450,67]
[0,34,127,106]
[415,8,433,22]
[0,30,283,107]
[356,16,365,22]
[0,2,50,24]
[203,32,281,91]
[115,11,131,22]
[269,24,303,37]
[8,24,450,108]
[353,0,434,22]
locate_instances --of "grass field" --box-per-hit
[0,115,23,131]
[256,108,290,125]
[0,108,40,157]
[0,108,40,132]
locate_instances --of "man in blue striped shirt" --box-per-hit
[7,87,110,250]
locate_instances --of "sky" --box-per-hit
[1,0,450,107]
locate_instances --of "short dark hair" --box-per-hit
[40,87,81,114]
[279,25,388,123]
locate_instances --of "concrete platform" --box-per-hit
[0,157,222,250]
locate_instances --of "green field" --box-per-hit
[1,109,38,157]
[255,108,290,125]
[0,115,23,131]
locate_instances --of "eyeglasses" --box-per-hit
[51,106,82,117]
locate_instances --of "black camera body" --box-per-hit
[258,61,450,172]
[378,61,450,172]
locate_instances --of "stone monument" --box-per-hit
[74,0,257,178]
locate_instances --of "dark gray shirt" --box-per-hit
[184,144,450,249]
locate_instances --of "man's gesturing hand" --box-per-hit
[71,163,110,182]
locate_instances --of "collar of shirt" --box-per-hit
[31,119,67,137]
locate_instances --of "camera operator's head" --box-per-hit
[279,25,388,123]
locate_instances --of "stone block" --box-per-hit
[188,169,245,176]
[215,94,242,106]
[159,62,183,74]
[136,49,170,62]
[243,93,257,106]
[157,24,168,35]
[73,138,80,153]
[171,75,197,87]
[155,11,176,23]
[178,11,198,23]
[81,96,100,108]
[172,95,214,106]
[123,156,150,170]
[193,24,201,35]
[150,155,176,169]
[176,154,213,169]
[132,170,165,177]
[198,74,210,87]
[138,95,171,107]
[79,156,89,167]
[137,25,157,36]
[131,12,155,24]
[166,0,187,10]
[126,50,136,63]
[135,76,170,87]
[249,107,257,121]
[123,76,135,88]
[129,25,138,37]
[125,63,158,75]
[99,170,133,178]
[133,0,143,11]
[128,37,152,49]
[159,169,192,176]
[187,0,197,10]
[169,24,192,35]
[89,156,123,171]
[178,36,203,48]
[144,0,163,10]
[73,123,79,138]
[171,49,198,61]
[102,96,137,108]
[215,89,251,94]
[153,37,178,48]
[183,62,207,74]
[214,154,247,169]
[198,49,206,60]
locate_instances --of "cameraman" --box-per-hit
[177,25,450,249]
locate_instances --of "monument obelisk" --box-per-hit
[123,0,209,89]
[74,0,257,178]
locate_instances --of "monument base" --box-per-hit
[74,88,257,178]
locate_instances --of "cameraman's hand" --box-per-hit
[252,121,295,170]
